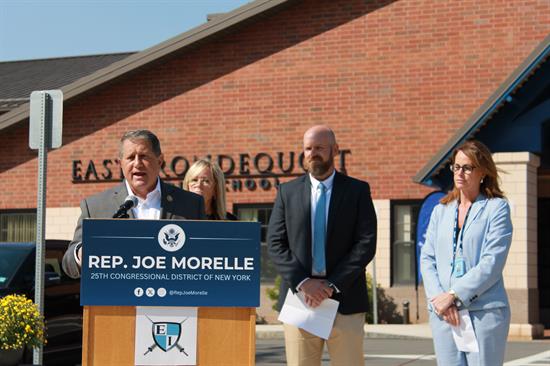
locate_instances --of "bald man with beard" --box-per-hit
[268,125,377,366]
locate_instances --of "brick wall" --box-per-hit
[1,0,549,211]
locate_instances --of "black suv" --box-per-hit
[0,240,82,365]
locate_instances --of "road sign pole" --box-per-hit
[29,90,62,365]
[33,93,51,365]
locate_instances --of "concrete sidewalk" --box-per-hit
[256,323,433,340]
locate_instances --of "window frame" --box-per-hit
[390,199,421,287]
[233,202,276,283]
[0,209,37,243]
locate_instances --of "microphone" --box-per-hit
[113,195,138,218]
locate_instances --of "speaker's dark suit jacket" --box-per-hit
[62,180,205,279]
[267,172,377,314]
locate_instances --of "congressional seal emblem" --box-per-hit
[158,224,186,252]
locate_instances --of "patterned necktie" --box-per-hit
[313,182,326,275]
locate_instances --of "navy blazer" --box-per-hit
[420,195,513,311]
[267,172,377,314]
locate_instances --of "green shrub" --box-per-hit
[265,273,403,323]
[266,275,281,311]
[366,273,403,324]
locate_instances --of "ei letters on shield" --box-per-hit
[135,307,198,366]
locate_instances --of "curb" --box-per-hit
[256,330,285,339]
[364,332,432,340]
[256,331,431,340]
[255,325,433,340]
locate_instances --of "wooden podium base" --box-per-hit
[82,306,255,366]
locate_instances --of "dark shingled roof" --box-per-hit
[0,0,293,129]
[0,52,135,112]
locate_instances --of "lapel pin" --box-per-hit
[167,195,173,202]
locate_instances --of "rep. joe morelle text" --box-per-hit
[87,255,255,270]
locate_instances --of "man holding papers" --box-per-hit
[268,125,377,366]
[62,129,205,279]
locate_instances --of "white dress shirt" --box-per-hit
[124,178,162,220]
[296,170,337,291]
[309,170,335,240]
[75,179,163,266]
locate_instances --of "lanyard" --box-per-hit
[452,202,473,265]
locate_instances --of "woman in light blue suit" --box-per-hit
[420,140,513,366]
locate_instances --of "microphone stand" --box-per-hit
[113,206,131,218]
[113,211,130,219]
[113,196,137,218]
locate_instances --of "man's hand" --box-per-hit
[75,246,83,268]
[299,279,333,308]
[430,292,455,315]
[442,305,460,326]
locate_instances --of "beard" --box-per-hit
[306,152,334,177]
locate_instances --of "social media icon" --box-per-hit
[146,287,155,297]
[134,287,144,297]
[157,288,167,297]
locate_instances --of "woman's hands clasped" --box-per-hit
[430,292,460,326]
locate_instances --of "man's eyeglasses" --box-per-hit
[450,164,476,175]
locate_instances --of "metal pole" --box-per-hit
[372,256,378,324]
[416,285,420,321]
[403,300,410,324]
[33,93,51,365]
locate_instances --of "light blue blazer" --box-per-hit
[420,195,513,311]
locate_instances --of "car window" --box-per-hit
[45,258,61,275]
[45,246,74,280]
[0,247,32,288]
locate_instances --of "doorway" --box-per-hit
[538,197,550,327]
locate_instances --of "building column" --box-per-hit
[493,152,543,339]
[45,207,81,240]
[370,200,390,288]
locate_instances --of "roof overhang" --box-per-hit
[414,33,550,188]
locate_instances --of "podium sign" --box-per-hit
[80,219,260,307]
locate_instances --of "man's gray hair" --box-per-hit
[119,129,162,157]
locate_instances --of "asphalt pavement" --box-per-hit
[255,324,550,366]
[256,323,434,340]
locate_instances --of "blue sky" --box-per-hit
[0,0,250,61]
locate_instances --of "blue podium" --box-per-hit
[80,219,261,366]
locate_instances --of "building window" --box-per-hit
[391,201,421,286]
[0,211,37,242]
[234,203,277,283]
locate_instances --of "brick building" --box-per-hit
[0,0,548,338]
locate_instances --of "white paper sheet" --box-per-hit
[451,309,479,353]
[277,289,339,340]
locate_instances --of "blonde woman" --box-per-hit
[183,159,236,220]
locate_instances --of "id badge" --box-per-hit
[454,257,466,277]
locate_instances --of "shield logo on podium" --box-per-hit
[152,322,182,352]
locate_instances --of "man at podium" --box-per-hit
[62,129,205,279]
